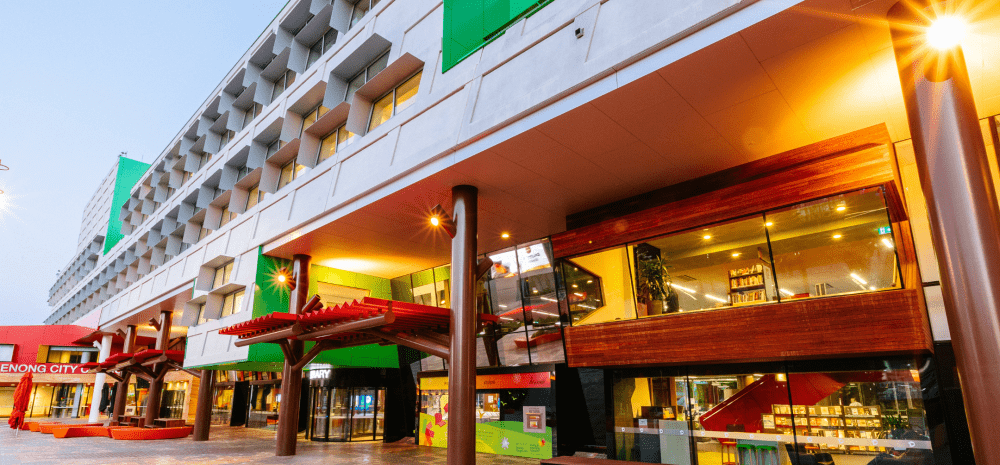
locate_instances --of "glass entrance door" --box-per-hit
[328,388,351,441]
[310,387,386,442]
[311,387,330,440]
[351,389,376,440]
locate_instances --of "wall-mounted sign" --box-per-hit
[878,226,892,235]
[523,406,546,433]
[0,363,87,374]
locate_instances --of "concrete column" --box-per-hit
[70,351,90,418]
[88,334,113,422]
[145,310,173,425]
[447,185,478,465]
[193,370,216,441]
[890,2,1000,463]
[112,325,137,420]
[276,254,309,456]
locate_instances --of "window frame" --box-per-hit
[220,289,246,318]
[367,70,422,133]
[213,261,235,290]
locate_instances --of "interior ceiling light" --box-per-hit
[882,238,894,249]
[703,235,712,240]
[833,234,843,239]
[704,294,728,303]
[927,16,967,50]
[779,289,794,296]
[836,205,846,212]
[501,232,510,239]
[850,273,868,285]
[670,283,696,293]
[731,252,741,258]
[765,222,773,227]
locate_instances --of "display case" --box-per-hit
[766,404,886,452]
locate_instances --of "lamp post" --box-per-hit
[890,2,1000,463]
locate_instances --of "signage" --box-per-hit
[878,226,892,235]
[308,368,332,380]
[420,372,552,391]
[523,406,545,433]
[0,363,87,375]
[516,243,551,274]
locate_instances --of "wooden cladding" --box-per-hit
[564,289,932,368]
[552,124,903,259]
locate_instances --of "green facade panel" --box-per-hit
[442,0,553,72]
[103,157,151,254]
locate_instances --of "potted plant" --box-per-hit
[637,257,679,315]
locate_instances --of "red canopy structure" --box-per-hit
[8,372,33,434]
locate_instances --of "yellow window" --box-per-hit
[395,71,421,113]
[318,132,337,163]
[369,92,394,132]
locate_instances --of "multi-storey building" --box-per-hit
[45,0,1000,463]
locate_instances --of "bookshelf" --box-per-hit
[762,404,887,453]
[728,264,769,305]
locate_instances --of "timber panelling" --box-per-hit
[563,289,931,368]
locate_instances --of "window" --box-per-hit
[198,226,210,242]
[0,344,13,362]
[196,303,208,325]
[219,129,236,149]
[218,206,236,228]
[213,261,234,289]
[245,185,266,210]
[317,125,355,163]
[237,165,251,182]
[221,289,246,317]
[46,349,90,364]
[242,102,263,128]
[307,27,338,68]
[349,0,381,29]
[301,104,330,136]
[266,139,284,158]
[271,69,296,102]
[368,71,421,132]
[345,52,389,102]
[182,170,193,185]
[277,159,306,189]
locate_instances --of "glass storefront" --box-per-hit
[159,381,188,419]
[211,385,235,425]
[0,383,93,418]
[565,187,900,325]
[247,382,281,429]
[309,386,385,441]
[609,357,935,464]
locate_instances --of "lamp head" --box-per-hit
[927,16,966,50]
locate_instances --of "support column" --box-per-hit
[276,254,309,456]
[88,333,113,422]
[193,369,215,441]
[890,3,1000,463]
[70,351,90,418]
[145,310,173,425]
[112,325,137,420]
[447,185,478,465]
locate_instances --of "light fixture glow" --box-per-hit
[927,16,966,50]
[704,294,728,303]
[836,205,846,212]
[882,238,894,249]
[765,222,773,227]
[571,284,578,288]
[869,286,877,291]
[430,216,440,226]
[731,252,741,258]
[703,235,712,240]
[779,288,794,297]
[833,234,843,239]
[501,232,510,239]
[670,283,696,293]
[277,274,286,283]
[850,273,868,285]
[541,296,558,302]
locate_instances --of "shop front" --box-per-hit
[542,127,961,464]
[307,367,395,442]
[247,372,282,430]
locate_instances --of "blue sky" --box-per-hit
[0,1,288,326]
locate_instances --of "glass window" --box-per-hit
[367,52,389,79]
[0,344,13,362]
[562,247,637,325]
[307,28,337,68]
[243,103,263,128]
[767,188,899,300]
[394,71,421,113]
[516,239,564,364]
[368,93,393,132]
[631,215,774,317]
[221,289,245,318]
[271,69,296,102]
[278,160,303,189]
[213,261,234,289]
[245,185,264,210]
[198,226,210,242]
[219,206,235,228]
[301,104,329,136]
[318,130,337,163]
[266,139,284,158]
[481,247,531,366]
[350,0,371,28]
[345,73,365,102]
[337,126,356,151]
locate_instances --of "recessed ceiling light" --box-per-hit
[731,252,741,258]
[500,232,510,239]
[833,234,843,239]
[703,235,712,240]
[765,222,773,227]
[836,205,846,212]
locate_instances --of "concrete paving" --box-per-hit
[0,421,541,465]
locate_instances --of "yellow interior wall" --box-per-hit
[631,377,652,417]
[572,247,638,325]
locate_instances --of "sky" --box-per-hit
[0,1,289,326]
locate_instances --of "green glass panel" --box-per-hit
[103,157,150,254]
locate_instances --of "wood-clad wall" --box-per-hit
[552,124,933,368]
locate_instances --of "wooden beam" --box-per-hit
[103,371,123,383]
[292,340,336,371]
[296,312,395,341]
[361,329,450,360]
[278,340,296,365]
[233,323,303,347]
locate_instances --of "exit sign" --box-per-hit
[878,226,892,235]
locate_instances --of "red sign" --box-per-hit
[477,372,551,389]
[0,363,88,375]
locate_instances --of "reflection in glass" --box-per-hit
[562,247,637,325]
[483,247,531,366]
[768,188,899,300]
[517,240,565,364]
[632,216,773,317]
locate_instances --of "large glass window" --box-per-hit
[768,188,899,299]
[277,159,305,189]
[567,188,900,326]
[368,71,421,132]
[301,104,329,136]
[0,344,13,362]
[345,52,389,102]
[307,27,337,68]
[349,0,381,29]
[213,261,234,289]
[317,125,354,164]
[221,289,245,318]
[245,185,265,210]
[271,69,296,102]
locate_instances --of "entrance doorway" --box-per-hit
[309,387,385,441]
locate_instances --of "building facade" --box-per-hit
[44,0,1000,463]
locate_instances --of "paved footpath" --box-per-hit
[0,421,540,465]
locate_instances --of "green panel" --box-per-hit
[411,268,436,288]
[390,276,414,302]
[442,0,554,72]
[241,249,398,368]
[103,157,151,254]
